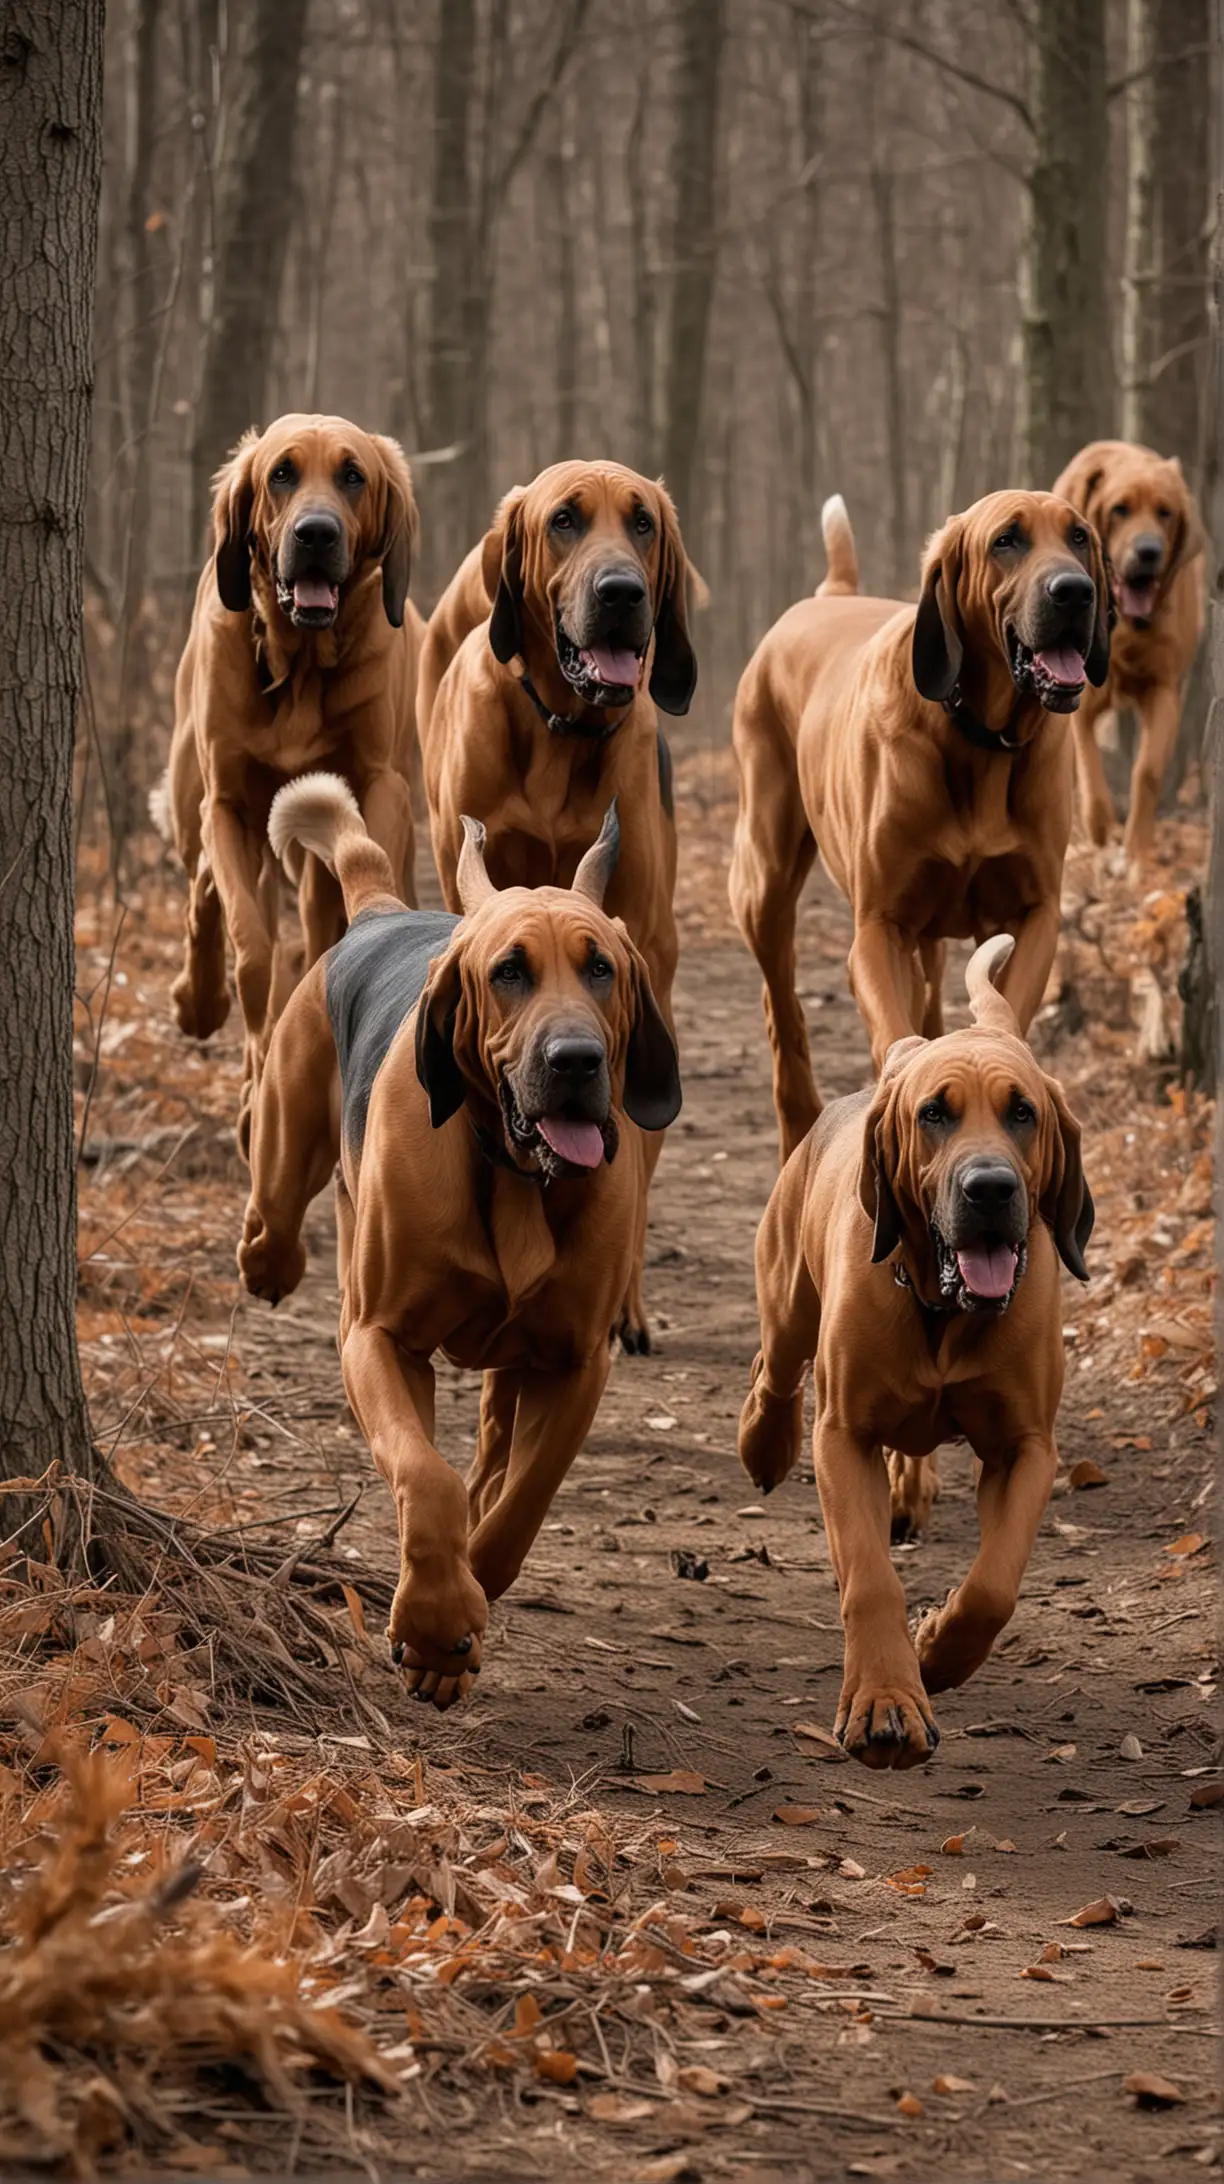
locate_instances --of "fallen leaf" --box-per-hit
[940,1832,970,1855]
[1119,1837,1180,1860]
[895,2091,923,2118]
[1021,1964,1069,1982]
[1045,1744,1078,1763]
[634,1771,708,1795]
[886,1864,932,1894]
[677,2065,728,2098]
[992,1839,1018,1854]
[772,1804,826,1826]
[1189,1782,1223,1811]
[1040,1941,1063,1962]
[340,1582,367,1641]
[587,2093,654,2125]
[1068,1459,1109,1489]
[1117,1799,1164,1816]
[1120,1733,1144,1761]
[1124,2071,1184,2108]
[839,1858,867,1880]
[792,1721,850,1760]
[1164,1533,1207,1558]
[1063,1896,1119,1927]
[932,2073,974,2095]
[514,1994,542,2036]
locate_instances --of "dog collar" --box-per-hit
[519,670,628,743]
[892,1259,953,1313]
[941,683,1029,753]
[469,1113,545,1184]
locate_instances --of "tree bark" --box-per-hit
[659,0,726,543]
[0,0,103,1527]
[189,0,310,553]
[1121,0,1157,444]
[1141,0,1211,475]
[422,0,476,587]
[1021,0,1111,483]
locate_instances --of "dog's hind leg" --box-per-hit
[738,1154,819,1495]
[730,699,820,1164]
[239,963,339,1305]
[887,1448,940,1541]
[466,1370,519,1528]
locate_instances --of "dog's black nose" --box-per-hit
[544,1034,605,1081]
[1045,567,1095,612]
[959,1160,1021,1212]
[1131,534,1164,570]
[593,565,647,611]
[293,509,342,551]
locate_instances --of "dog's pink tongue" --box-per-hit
[955,1243,1018,1299]
[1034,643,1086,686]
[580,642,641,688]
[293,576,339,612]
[1120,579,1156,619]
[536,1115,605,1168]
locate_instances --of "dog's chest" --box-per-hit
[251,664,355,773]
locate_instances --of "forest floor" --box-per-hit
[1,750,1218,2180]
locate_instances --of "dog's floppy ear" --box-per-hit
[912,518,964,702]
[414,947,468,1129]
[372,435,418,628]
[621,936,682,1132]
[212,430,259,612]
[1166,467,1207,580]
[649,485,698,717]
[482,489,526,665]
[1051,445,1108,533]
[1039,1076,1094,1281]
[857,1078,906,1263]
[1083,517,1113,687]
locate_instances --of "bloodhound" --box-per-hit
[739,935,1093,1769]
[239,775,681,1707]
[729,491,1111,1163]
[419,459,697,1349]
[154,414,424,1152]
[1052,439,1205,871]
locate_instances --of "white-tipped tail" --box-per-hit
[268,772,361,874]
[965,933,1019,1034]
[817,493,860,597]
[148,769,172,842]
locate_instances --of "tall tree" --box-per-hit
[1020,0,1111,483]
[659,0,726,544]
[0,0,104,1527]
[1122,0,1212,474]
[189,0,310,553]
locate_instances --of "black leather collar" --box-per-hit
[941,681,1029,753]
[520,671,628,742]
[468,1113,544,1183]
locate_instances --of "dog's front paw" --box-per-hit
[916,1582,1008,1695]
[835,1668,939,1770]
[737,1353,803,1494]
[238,1215,305,1306]
[388,1556,489,1713]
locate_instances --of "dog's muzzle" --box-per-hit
[277,510,350,629]
[932,1157,1028,1313]
[555,567,653,706]
[499,1028,618,1181]
[1006,566,1096,713]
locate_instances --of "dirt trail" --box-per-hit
[74,764,1218,2180]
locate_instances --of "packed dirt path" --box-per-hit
[73,755,1218,2180]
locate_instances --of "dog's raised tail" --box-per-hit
[816,494,859,598]
[965,933,1019,1036]
[268,774,401,921]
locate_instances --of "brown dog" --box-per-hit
[156,414,424,1150]
[738,935,1092,1769]
[1052,439,1205,872]
[730,491,1111,1163]
[419,459,697,1349]
[239,775,682,1707]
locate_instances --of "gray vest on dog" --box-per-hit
[325,908,460,1156]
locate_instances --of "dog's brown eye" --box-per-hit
[1111,501,1129,519]
[918,1099,946,1128]
[1011,1097,1036,1126]
[631,508,654,536]
[1069,524,1089,549]
[1156,504,1171,521]
[491,955,526,988]
[551,506,575,532]
[588,954,613,983]
[340,463,364,490]
[992,529,1018,553]
[270,460,296,487]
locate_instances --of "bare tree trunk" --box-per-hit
[112,0,164,870]
[423,0,476,586]
[659,0,726,540]
[1121,0,1157,443]
[872,160,908,596]
[189,0,310,553]
[1021,0,1111,483]
[626,55,658,473]
[0,0,103,1528]
[1148,0,1212,474]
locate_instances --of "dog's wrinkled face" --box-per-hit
[481,460,697,717]
[212,415,418,632]
[913,490,1112,715]
[861,1030,1093,1313]
[1059,444,1202,628]
[416,885,682,1179]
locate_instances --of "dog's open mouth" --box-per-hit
[277,573,341,629]
[932,1224,1026,1313]
[500,1078,617,1180]
[555,616,643,707]
[1007,626,1086,713]
[1117,574,1158,625]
